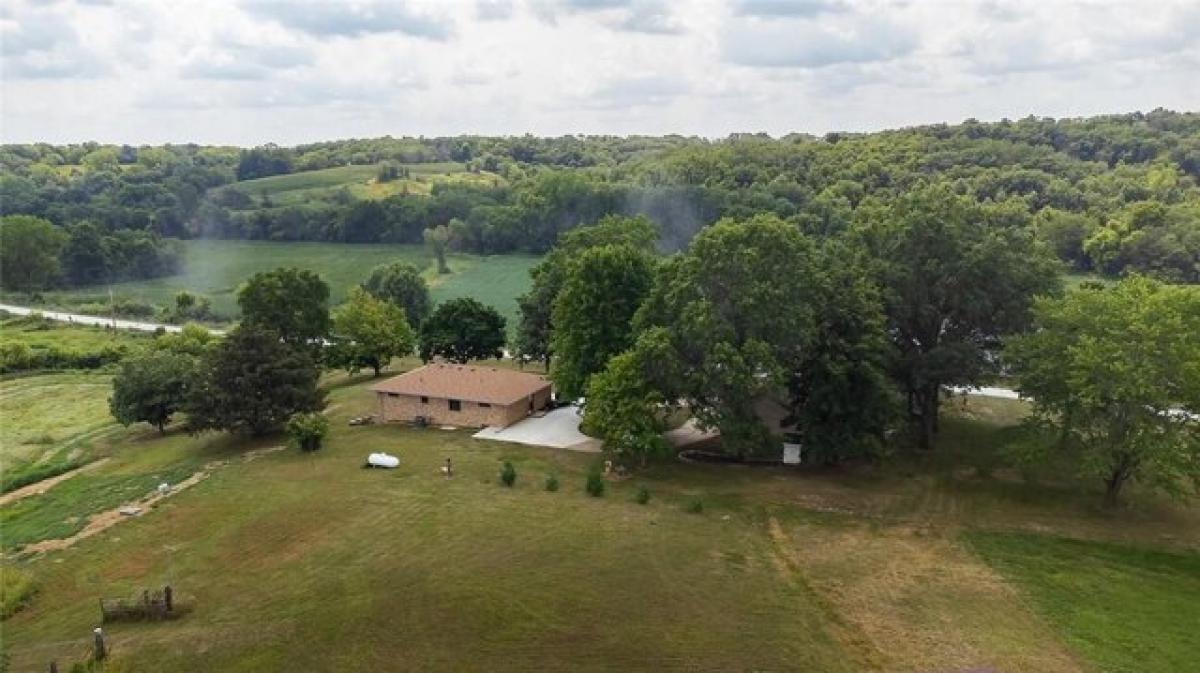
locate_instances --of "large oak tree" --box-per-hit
[853,184,1061,448]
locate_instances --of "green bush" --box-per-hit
[544,474,559,492]
[500,461,517,487]
[286,412,329,452]
[686,498,704,514]
[0,341,127,374]
[635,486,651,505]
[585,467,605,497]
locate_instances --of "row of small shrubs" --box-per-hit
[69,298,158,319]
[0,341,128,374]
[498,462,702,512]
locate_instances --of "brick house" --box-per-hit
[370,363,553,428]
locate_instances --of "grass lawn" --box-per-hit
[2,378,1197,671]
[0,373,126,493]
[30,240,538,330]
[965,532,1200,673]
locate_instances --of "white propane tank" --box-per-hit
[368,452,400,468]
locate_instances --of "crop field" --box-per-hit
[217,163,501,208]
[36,240,538,329]
[1,375,1196,672]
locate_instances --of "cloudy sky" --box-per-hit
[2,0,1198,145]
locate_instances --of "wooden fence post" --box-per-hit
[93,627,107,661]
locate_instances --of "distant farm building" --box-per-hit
[371,363,552,428]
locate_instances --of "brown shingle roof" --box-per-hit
[370,363,551,406]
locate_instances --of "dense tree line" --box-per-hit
[0,215,182,291]
[4,110,1198,284]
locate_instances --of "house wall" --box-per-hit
[377,385,552,428]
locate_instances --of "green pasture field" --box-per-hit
[32,240,538,330]
[217,162,501,208]
[1,377,1196,671]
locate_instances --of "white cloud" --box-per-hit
[721,14,917,68]
[1,0,1197,144]
[240,0,455,40]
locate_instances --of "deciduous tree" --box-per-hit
[418,298,506,363]
[237,267,331,349]
[424,224,451,274]
[550,244,655,399]
[185,324,324,436]
[109,350,197,433]
[853,185,1061,449]
[361,261,431,327]
[635,216,820,457]
[0,215,66,291]
[1006,277,1200,506]
[516,215,657,368]
[328,287,415,376]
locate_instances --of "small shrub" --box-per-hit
[635,486,651,505]
[585,467,605,497]
[686,498,704,514]
[500,461,517,487]
[286,412,329,452]
[544,474,559,492]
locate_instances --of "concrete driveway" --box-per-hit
[473,405,601,452]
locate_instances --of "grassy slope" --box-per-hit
[1,379,854,672]
[0,373,123,492]
[2,382,1198,671]
[965,532,1200,673]
[38,240,537,329]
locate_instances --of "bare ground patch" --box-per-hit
[0,458,110,507]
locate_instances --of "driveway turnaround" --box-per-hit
[474,405,601,452]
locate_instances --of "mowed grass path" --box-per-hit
[3,384,1198,671]
[45,240,539,329]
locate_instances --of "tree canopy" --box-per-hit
[516,214,659,368]
[0,215,66,291]
[852,184,1062,448]
[109,349,197,434]
[1006,277,1200,505]
[329,287,415,376]
[550,243,656,399]
[237,267,331,348]
[185,324,325,436]
[633,216,822,456]
[418,298,506,363]
[361,261,431,328]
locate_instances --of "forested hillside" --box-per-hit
[2,109,1198,288]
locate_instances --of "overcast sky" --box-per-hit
[2,0,1198,146]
